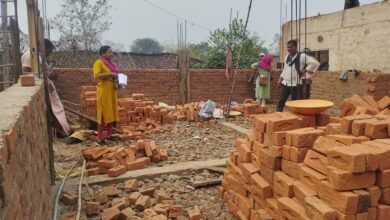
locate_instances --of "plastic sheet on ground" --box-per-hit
[199,100,217,118]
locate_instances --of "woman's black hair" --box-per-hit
[99,45,111,55]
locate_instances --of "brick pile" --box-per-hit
[79,86,175,139]
[82,140,168,177]
[78,179,201,220]
[231,99,268,117]
[221,109,390,220]
[169,102,202,122]
[340,95,390,117]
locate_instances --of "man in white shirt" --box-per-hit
[21,38,54,74]
[276,40,320,112]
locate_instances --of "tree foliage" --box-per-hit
[51,0,112,51]
[191,18,266,69]
[130,38,163,54]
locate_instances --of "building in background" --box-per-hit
[280,1,390,73]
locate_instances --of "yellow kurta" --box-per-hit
[93,59,119,124]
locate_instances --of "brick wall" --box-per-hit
[53,68,281,105]
[52,68,390,109]
[311,71,390,115]
[0,81,51,219]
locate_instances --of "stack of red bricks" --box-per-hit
[340,95,390,117]
[221,109,390,220]
[231,99,268,117]
[169,102,202,122]
[79,86,175,139]
[81,179,201,220]
[82,140,168,177]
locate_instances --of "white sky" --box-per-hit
[16,0,380,49]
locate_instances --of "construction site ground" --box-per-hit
[54,118,251,219]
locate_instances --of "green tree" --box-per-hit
[51,0,113,51]
[130,38,163,54]
[192,18,266,69]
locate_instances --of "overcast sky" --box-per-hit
[17,0,379,50]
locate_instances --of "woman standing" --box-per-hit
[93,45,119,145]
[251,54,273,107]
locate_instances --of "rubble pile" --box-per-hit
[82,140,168,177]
[221,101,390,219]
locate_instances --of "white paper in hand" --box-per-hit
[118,73,127,88]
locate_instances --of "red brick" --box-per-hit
[304,196,337,220]
[259,148,281,170]
[259,163,274,185]
[85,201,100,216]
[120,207,136,219]
[352,118,379,137]
[293,180,317,204]
[365,120,389,139]
[94,192,108,204]
[20,74,35,86]
[341,114,373,134]
[326,123,342,135]
[98,159,119,169]
[295,114,316,128]
[327,134,369,145]
[381,187,390,205]
[277,197,305,219]
[304,150,328,174]
[377,96,390,110]
[367,186,381,207]
[328,146,367,173]
[353,190,371,213]
[240,163,259,179]
[107,165,127,177]
[335,210,356,220]
[299,165,327,193]
[103,186,119,197]
[282,145,290,161]
[316,113,331,127]
[265,198,278,216]
[126,158,146,171]
[266,116,300,134]
[377,205,390,220]
[111,197,129,210]
[60,193,78,205]
[153,204,170,216]
[137,139,145,149]
[271,131,286,146]
[128,192,141,205]
[313,136,346,155]
[158,148,168,161]
[123,179,138,193]
[188,207,202,220]
[101,207,120,220]
[273,171,294,198]
[368,207,377,220]
[239,143,252,163]
[327,166,376,191]
[153,190,170,203]
[281,159,304,179]
[169,205,184,219]
[377,169,390,188]
[289,146,308,163]
[356,212,368,220]
[139,185,160,197]
[135,195,151,211]
[250,173,273,199]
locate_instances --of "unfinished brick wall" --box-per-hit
[53,69,181,105]
[311,72,390,115]
[0,81,51,219]
[52,68,390,109]
[52,68,281,105]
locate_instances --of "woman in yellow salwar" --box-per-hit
[93,45,119,145]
